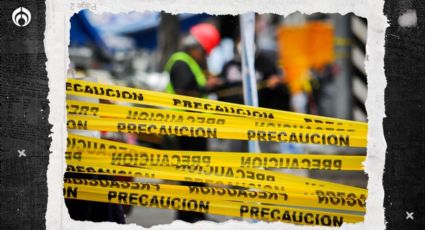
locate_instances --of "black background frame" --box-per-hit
[0,0,423,229]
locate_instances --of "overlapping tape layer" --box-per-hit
[67,133,365,180]
[64,180,364,226]
[64,80,367,226]
[66,79,367,132]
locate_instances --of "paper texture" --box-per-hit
[45,0,387,229]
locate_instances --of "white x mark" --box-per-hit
[406,211,414,220]
[18,149,26,157]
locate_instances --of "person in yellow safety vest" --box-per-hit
[165,23,222,97]
[164,23,222,223]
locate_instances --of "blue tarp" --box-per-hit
[70,10,211,50]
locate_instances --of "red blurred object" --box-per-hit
[190,23,221,54]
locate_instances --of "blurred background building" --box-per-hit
[68,11,368,227]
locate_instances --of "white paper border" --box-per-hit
[45,0,387,229]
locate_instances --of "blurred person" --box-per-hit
[216,40,291,153]
[164,23,222,223]
[218,39,290,110]
[165,23,222,98]
[309,63,338,116]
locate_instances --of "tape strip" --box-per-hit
[67,149,365,171]
[63,182,364,226]
[64,178,366,212]
[67,134,367,191]
[140,164,366,193]
[67,155,367,194]
[67,100,367,136]
[66,79,367,132]
[67,115,367,147]
[65,161,366,211]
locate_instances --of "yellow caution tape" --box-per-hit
[67,134,366,191]
[145,164,366,193]
[67,149,364,171]
[63,182,364,226]
[65,134,367,211]
[67,133,365,171]
[68,156,365,192]
[64,79,368,225]
[64,178,366,213]
[67,100,366,136]
[65,161,366,210]
[65,79,367,132]
[67,115,367,147]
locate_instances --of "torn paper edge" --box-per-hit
[45,0,387,229]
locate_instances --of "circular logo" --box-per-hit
[12,7,31,27]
